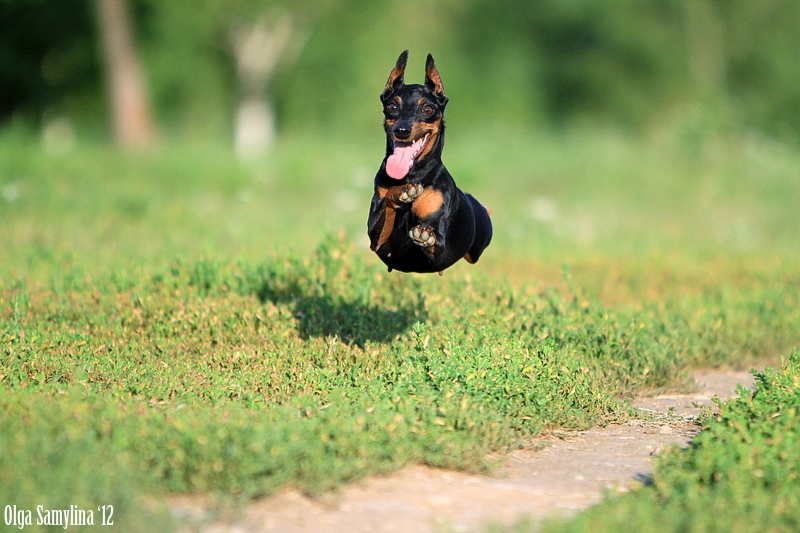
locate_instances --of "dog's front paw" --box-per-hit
[409,224,436,247]
[399,183,423,203]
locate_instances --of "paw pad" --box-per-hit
[399,183,424,203]
[409,225,436,247]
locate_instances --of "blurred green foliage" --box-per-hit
[2,0,800,140]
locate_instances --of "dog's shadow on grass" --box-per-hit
[256,285,426,346]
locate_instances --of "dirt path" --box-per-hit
[176,369,756,533]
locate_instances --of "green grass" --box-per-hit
[2,238,799,531]
[2,126,799,274]
[1,127,799,531]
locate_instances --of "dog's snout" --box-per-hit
[393,124,412,140]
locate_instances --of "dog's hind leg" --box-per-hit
[463,194,492,264]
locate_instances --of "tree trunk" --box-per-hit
[95,0,157,148]
[231,13,303,158]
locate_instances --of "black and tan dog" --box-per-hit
[367,50,492,274]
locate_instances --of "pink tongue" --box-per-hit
[385,144,415,180]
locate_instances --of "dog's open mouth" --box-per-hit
[386,133,430,180]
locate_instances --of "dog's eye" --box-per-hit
[386,103,398,113]
[422,104,435,115]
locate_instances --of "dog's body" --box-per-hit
[367,51,492,274]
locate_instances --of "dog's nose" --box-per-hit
[393,125,411,140]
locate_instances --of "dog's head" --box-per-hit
[380,50,449,180]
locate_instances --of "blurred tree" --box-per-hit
[230,11,307,157]
[137,0,323,143]
[0,0,99,126]
[95,0,157,147]
[452,0,690,130]
[714,0,800,138]
[2,0,800,142]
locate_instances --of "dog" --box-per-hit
[367,50,492,275]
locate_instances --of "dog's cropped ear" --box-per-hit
[425,54,449,108]
[381,50,408,102]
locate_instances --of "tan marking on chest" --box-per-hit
[412,188,444,219]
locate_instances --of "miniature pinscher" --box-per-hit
[367,50,492,274]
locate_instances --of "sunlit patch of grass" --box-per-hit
[2,127,799,275]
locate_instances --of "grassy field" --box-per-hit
[1,126,799,531]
